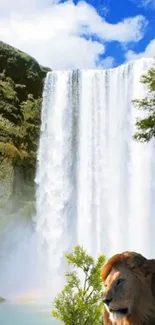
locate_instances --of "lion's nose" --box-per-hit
[103,298,112,306]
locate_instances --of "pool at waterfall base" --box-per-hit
[0,302,61,325]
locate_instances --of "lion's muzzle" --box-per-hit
[103,298,112,306]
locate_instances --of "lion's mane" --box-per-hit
[101,251,155,325]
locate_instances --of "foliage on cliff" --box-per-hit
[133,60,155,142]
[0,41,50,205]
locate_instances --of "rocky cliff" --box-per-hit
[0,41,50,217]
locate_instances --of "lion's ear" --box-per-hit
[124,252,146,269]
[151,273,155,298]
[143,259,155,277]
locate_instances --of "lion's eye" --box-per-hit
[116,278,124,286]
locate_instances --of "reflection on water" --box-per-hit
[0,302,61,325]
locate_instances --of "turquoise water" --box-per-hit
[0,302,61,325]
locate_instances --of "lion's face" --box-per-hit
[102,252,155,325]
[103,265,137,322]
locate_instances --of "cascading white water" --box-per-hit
[35,58,155,295]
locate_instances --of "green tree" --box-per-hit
[133,61,155,142]
[52,245,106,325]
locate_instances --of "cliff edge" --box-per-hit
[0,41,50,214]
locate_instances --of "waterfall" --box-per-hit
[35,58,155,295]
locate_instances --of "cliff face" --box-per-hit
[0,41,50,214]
[0,297,5,303]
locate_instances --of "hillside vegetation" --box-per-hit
[0,41,50,212]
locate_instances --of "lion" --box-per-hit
[101,251,155,325]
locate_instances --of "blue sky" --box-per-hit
[95,0,155,66]
[0,0,154,69]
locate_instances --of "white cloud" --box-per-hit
[98,56,115,69]
[0,0,147,69]
[125,39,155,61]
[90,15,147,43]
[132,0,155,9]
[0,0,38,14]
[0,0,60,14]
[142,0,155,7]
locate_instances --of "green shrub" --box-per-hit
[52,245,106,325]
[133,60,155,142]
